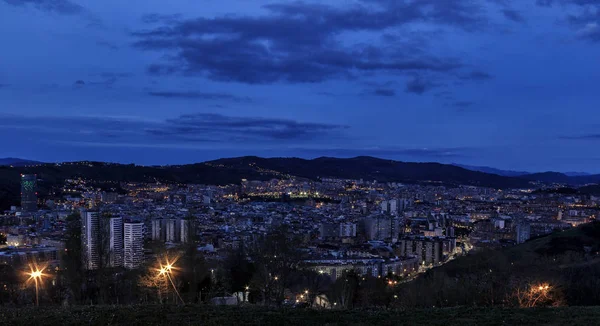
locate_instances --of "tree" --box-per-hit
[328,270,359,309]
[248,226,301,305]
[60,212,84,304]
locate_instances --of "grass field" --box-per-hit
[1,305,600,326]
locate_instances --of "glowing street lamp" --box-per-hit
[27,266,46,307]
[156,258,184,305]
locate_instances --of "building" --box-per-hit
[396,236,456,266]
[319,223,338,240]
[515,222,531,244]
[363,216,399,241]
[389,199,398,215]
[165,219,179,242]
[180,219,190,243]
[100,192,118,203]
[81,210,100,270]
[124,222,144,269]
[108,217,123,267]
[151,219,165,241]
[339,223,357,237]
[20,174,37,212]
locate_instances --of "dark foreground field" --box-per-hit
[1,305,600,326]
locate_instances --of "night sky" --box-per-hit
[1,0,600,172]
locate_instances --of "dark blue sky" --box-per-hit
[1,0,600,172]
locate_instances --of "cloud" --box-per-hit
[96,40,119,50]
[317,91,338,97]
[73,73,131,88]
[405,76,439,94]
[372,88,396,97]
[141,13,182,24]
[576,22,600,42]
[132,1,494,85]
[459,70,494,81]
[560,134,600,140]
[3,0,83,15]
[502,9,525,23]
[0,113,349,147]
[153,113,349,141]
[148,91,253,103]
[295,146,471,159]
[452,101,475,108]
[536,0,600,41]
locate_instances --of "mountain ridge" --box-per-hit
[0,157,43,166]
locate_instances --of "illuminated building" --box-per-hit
[81,210,100,270]
[108,216,124,268]
[21,174,37,212]
[124,222,144,269]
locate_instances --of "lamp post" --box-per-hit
[27,267,45,307]
[157,260,184,305]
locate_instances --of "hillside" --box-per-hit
[453,164,530,177]
[208,156,532,188]
[1,305,599,326]
[0,157,537,210]
[398,222,600,307]
[519,172,600,185]
[0,158,43,166]
[6,156,600,211]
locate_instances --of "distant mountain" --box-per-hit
[563,172,591,177]
[452,164,530,177]
[517,172,600,185]
[8,156,600,211]
[208,156,533,189]
[454,164,591,178]
[0,158,42,166]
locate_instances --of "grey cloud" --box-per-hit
[141,13,182,24]
[452,101,475,108]
[372,88,396,97]
[502,9,525,23]
[75,73,131,88]
[560,134,600,140]
[0,113,348,146]
[3,0,83,15]
[459,70,494,80]
[155,113,349,141]
[536,0,600,41]
[295,146,471,159]
[317,91,337,97]
[148,91,253,103]
[96,40,119,50]
[405,76,439,94]
[132,1,493,85]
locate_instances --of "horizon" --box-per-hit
[1,154,593,175]
[3,1,600,172]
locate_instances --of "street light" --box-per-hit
[156,258,184,305]
[27,266,46,307]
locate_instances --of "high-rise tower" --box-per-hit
[20,174,37,212]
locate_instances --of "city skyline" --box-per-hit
[2,0,600,172]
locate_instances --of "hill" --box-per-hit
[0,305,599,326]
[0,157,537,210]
[398,222,600,308]
[452,164,530,177]
[0,157,43,166]
[208,156,532,188]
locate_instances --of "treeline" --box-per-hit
[3,221,600,308]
